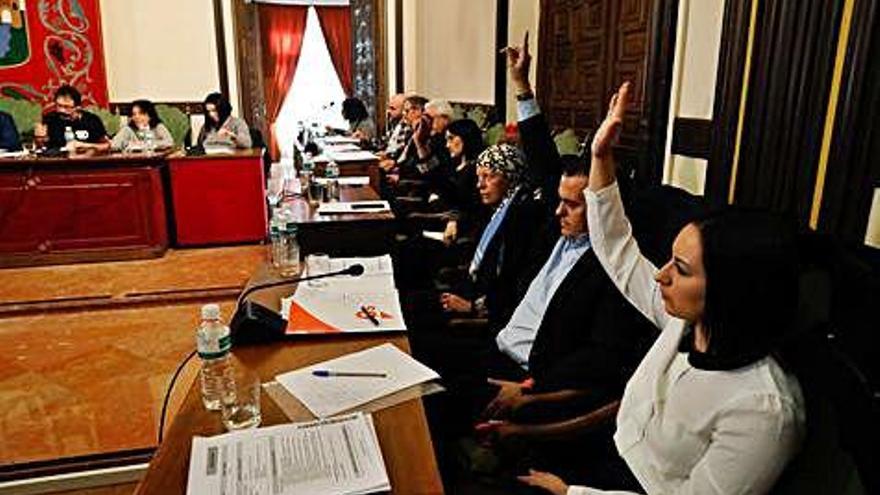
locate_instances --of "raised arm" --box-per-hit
[506,32,562,206]
[585,84,669,329]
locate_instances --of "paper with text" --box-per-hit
[186,412,390,495]
[275,343,440,418]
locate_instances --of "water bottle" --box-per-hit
[301,154,317,204]
[196,304,234,411]
[278,222,301,277]
[144,129,155,153]
[325,161,340,202]
[63,126,75,146]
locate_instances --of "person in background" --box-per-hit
[111,99,174,151]
[197,92,252,148]
[380,95,427,172]
[341,97,375,141]
[398,99,454,181]
[383,93,410,158]
[436,118,486,245]
[518,81,805,495]
[34,84,110,151]
[0,110,22,151]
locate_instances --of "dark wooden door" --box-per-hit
[537,0,677,187]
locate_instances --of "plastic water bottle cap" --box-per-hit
[201,303,221,320]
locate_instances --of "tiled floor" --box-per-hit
[0,246,266,467]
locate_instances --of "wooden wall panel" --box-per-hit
[537,0,677,187]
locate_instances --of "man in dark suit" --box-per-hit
[429,33,653,436]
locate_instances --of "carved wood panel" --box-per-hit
[538,0,676,186]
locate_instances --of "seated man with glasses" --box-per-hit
[34,84,110,152]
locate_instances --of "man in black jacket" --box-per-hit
[429,33,653,438]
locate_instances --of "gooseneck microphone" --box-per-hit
[230,264,364,344]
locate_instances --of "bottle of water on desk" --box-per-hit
[270,208,300,277]
[144,129,155,153]
[325,161,340,202]
[196,304,234,411]
[63,126,75,148]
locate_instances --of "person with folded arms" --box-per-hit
[111,99,174,151]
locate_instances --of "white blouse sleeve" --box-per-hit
[584,182,669,330]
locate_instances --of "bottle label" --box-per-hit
[197,332,232,360]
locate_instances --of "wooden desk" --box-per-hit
[285,185,395,256]
[0,150,169,267]
[166,150,267,246]
[136,264,444,494]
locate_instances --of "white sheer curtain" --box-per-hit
[274,6,348,160]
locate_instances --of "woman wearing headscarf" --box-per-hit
[439,142,557,333]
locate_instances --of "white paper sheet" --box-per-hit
[422,231,445,242]
[315,176,370,186]
[325,150,378,162]
[282,286,406,334]
[319,136,360,145]
[317,201,390,215]
[0,150,28,158]
[186,412,390,495]
[275,343,440,418]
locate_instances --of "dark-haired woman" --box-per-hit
[436,118,486,244]
[111,100,174,151]
[341,97,375,140]
[519,83,805,495]
[197,92,252,148]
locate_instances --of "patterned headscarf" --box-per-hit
[476,144,526,189]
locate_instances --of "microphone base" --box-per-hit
[230,300,288,345]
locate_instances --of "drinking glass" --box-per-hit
[220,369,262,431]
[307,252,330,287]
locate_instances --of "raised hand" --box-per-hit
[504,31,532,93]
[589,82,631,191]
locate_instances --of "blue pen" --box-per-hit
[312,370,387,378]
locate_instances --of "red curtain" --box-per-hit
[314,6,353,96]
[259,4,309,159]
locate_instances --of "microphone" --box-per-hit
[230,264,364,344]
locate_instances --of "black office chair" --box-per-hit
[771,234,879,494]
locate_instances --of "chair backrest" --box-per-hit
[155,104,190,147]
[772,234,880,494]
[249,126,267,149]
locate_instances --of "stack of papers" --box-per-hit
[275,343,440,418]
[186,412,389,495]
[317,201,390,215]
[281,255,403,333]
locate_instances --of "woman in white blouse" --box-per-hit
[519,82,806,494]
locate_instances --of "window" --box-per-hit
[274,6,348,160]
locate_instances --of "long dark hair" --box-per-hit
[128,99,162,131]
[446,118,485,162]
[203,92,232,131]
[690,208,799,370]
[341,97,369,124]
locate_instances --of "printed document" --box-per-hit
[186,412,389,495]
